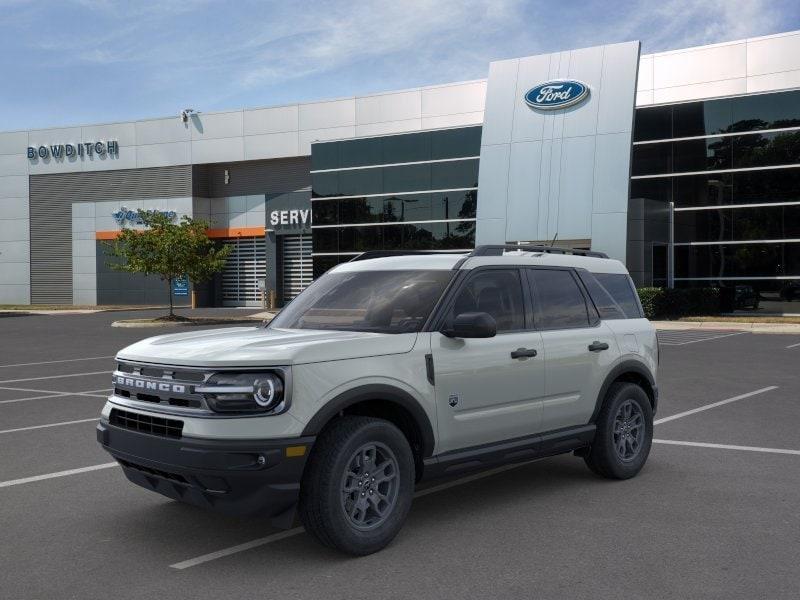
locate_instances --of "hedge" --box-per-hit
[636,287,720,320]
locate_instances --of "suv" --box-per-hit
[97,245,657,555]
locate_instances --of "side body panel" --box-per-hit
[430,330,545,454]
[290,334,437,447]
[539,321,621,430]
[602,318,659,384]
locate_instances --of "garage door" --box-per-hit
[282,234,312,303]
[220,236,266,307]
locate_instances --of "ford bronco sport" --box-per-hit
[97,245,658,555]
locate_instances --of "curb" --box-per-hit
[111,318,271,328]
[654,320,800,334]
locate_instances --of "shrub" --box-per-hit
[635,287,720,320]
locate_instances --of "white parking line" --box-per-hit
[0,418,101,435]
[654,386,778,425]
[0,371,111,385]
[657,331,746,346]
[786,342,800,349]
[0,463,119,489]
[170,460,531,570]
[0,355,114,368]
[0,388,110,405]
[654,439,800,456]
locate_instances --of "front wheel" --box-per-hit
[298,416,414,555]
[584,382,653,479]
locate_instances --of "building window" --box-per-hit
[630,89,800,294]
[311,127,480,274]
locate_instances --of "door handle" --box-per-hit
[588,341,610,352]
[511,348,538,359]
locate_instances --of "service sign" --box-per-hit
[524,80,589,110]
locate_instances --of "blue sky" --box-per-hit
[2,0,799,131]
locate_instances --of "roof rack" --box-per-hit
[470,244,609,259]
[348,250,471,262]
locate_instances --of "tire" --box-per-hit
[298,416,415,555]
[584,382,653,479]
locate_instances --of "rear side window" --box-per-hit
[577,271,626,320]
[527,269,590,329]
[594,273,643,318]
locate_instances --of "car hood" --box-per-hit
[116,326,418,367]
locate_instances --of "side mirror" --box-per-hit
[442,312,497,338]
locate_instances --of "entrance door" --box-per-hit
[281,234,313,303]
[220,236,266,307]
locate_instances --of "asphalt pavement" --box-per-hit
[1,310,798,600]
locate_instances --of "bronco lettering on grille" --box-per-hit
[113,375,186,394]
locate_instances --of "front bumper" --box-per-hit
[97,421,314,526]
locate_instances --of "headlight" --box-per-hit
[197,372,286,414]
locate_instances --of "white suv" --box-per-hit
[98,245,658,555]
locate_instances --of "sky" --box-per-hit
[2,0,800,131]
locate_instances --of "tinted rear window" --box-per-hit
[594,273,643,319]
[577,271,626,320]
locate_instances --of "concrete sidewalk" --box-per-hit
[655,320,800,334]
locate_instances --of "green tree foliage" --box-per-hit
[105,210,231,317]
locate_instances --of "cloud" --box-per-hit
[1,0,797,130]
[235,0,526,88]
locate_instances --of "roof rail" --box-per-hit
[348,250,470,262]
[470,244,609,259]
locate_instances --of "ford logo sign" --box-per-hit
[524,80,589,110]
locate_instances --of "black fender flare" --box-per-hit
[590,360,657,422]
[301,384,436,457]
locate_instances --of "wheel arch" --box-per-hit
[301,384,436,475]
[590,360,657,422]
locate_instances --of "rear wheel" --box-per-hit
[584,382,653,479]
[299,416,414,555]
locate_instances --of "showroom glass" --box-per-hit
[630,134,800,176]
[311,127,480,276]
[631,169,800,209]
[312,160,480,197]
[446,269,525,332]
[674,243,800,278]
[674,205,800,243]
[633,90,800,142]
[270,270,454,333]
[313,191,478,227]
[311,126,482,171]
[320,222,476,253]
[528,269,590,329]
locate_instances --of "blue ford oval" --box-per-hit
[524,80,589,110]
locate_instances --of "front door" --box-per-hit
[431,268,545,454]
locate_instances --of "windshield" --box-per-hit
[270,270,454,333]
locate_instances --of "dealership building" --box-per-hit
[1,29,799,307]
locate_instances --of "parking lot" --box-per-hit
[1,310,799,600]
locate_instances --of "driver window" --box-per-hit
[447,269,525,332]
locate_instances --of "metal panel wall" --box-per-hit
[28,165,191,304]
[476,42,640,262]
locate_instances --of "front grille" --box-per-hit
[109,408,184,439]
[112,361,210,412]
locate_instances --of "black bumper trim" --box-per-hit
[97,422,314,525]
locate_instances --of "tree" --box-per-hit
[105,210,231,318]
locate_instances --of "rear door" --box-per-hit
[431,268,545,453]
[525,268,619,431]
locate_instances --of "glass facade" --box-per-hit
[311,126,480,276]
[630,89,800,308]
